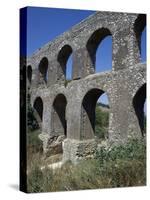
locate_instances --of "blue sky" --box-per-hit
[27,7,94,56]
[26,7,146,106]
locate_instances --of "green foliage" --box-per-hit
[27,138,146,192]
[95,138,146,165]
[95,104,109,139]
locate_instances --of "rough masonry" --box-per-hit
[25,11,146,164]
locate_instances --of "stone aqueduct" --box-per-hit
[26,11,146,163]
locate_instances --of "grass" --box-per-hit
[27,129,43,171]
[27,138,146,193]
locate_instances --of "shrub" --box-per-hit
[95,138,146,163]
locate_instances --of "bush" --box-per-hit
[95,138,146,164]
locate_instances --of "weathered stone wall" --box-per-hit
[26,11,146,164]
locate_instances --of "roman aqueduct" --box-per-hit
[25,11,146,163]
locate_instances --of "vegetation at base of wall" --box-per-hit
[95,104,109,139]
[95,138,146,165]
[27,138,146,193]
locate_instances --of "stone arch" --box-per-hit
[86,28,112,72]
[39,57,48,83]
[51,94,67,136]
[81,88,109,140]
[133,83,146,136]
[134,14,146,59]
[27,65,32,84]
[33,96,43,128]
[57,44,73,81]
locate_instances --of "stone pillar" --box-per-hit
[47,60,57,87]
[62,89,97,164]
[30,68,39,89]
[112,26,139,71]
[73,47,94,78]
[126,105,142,138]
[66,99,81,140]
[108,85,142,144]
[72,48,93,79]
[38,97,51,153]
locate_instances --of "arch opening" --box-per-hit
[52,94,67,136]
[81,89,109,140]
[66,53,73,81]
[134,14,146,62]
[33,97,43,124]
[86,28,112,73]
[133,83,146,136]
[57,45,73,82]
[141,27,146,62]
[27,65,32,84]
[96,35,112,72]
[39,57,48,83]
